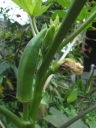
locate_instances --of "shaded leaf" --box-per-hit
[45,107,68,127]
[0,75,3,85]
[0,62,8,74]
[87,121,96,128]
[44,107,88,128]
[10,64,18,78]
[0,85,4,97]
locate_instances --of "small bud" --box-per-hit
[16,14,21,17]
[82,48,87,52]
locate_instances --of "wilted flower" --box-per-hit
[61,58,84,75]
[82,48,87,52]
[51,58,84,75]
[82,47,92,53]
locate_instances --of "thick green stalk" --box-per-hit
[0,105,23,127]
[58,11,96,50]
[29,70,52,128]
[85,65,95,93]
[23,102,29,121]
[39,0,87,78]
[29,0,87,127]
[59,104,96,128]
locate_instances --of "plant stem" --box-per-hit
[29,70,52,128]
[29,0,87,126]
[39,0,87,78]
[59,104,96,128]
[32,17,39,34]
[85,65,95,93]
[0,120,5,128]
[44,74,54,90]
[29,16,36,37]
[23,102,29,121]
[58,11,96,50]
[0,105,23,128]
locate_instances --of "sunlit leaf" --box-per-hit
[57,0,71,8]
[67,88,78,103]
[50,15,61,32]
[6,79,14,90]
[0,32,4,39]
[5,32,13,39]
[51,10,66,19]
[12,0,49,16]
[35,124,41,128]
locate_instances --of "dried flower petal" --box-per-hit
[62,58,84,75]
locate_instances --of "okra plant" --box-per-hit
[0,0,96,128]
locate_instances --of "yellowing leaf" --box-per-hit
[0,85,4,97]
[6,79,14,90]
[12,0,49,17]
[19,50,23,55]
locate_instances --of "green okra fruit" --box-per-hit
[42,25,55,53]
[17,29,47,102]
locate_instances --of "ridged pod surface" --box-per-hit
[17,29,47,102]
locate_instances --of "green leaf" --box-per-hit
[0,85,4,97]
[41,92,49,106]
[44,107,88,128]
[44,107,68,127]
[10,64,18,78]
[65,79,81,99]
[67,88,78,103]
[35,124,41,128]
[0,75,3,85]
[0,32,4,39]
[12,0,49,16]
[76,3,96,30]
[87,121,96,128]
[69,119,88,128]
[85,69,94,93]
[51,10,66,19]
[0,62,8,74]
[57,0,71,8]
[32,0,50,17]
